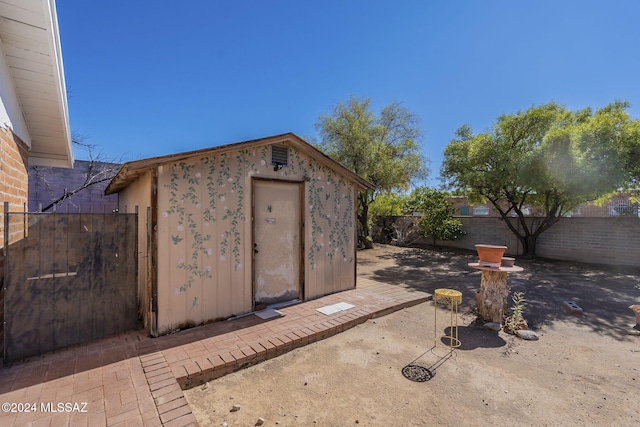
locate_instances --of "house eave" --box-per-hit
[0,0,73,168]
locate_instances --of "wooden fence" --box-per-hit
[2,205,138,363]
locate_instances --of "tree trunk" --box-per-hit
[489,199,557,260]
[521,234,538,259]
[358,202,373,249]
[477,270,510,323]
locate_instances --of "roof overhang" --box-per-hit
[105,133,376,195]
[0,0,73,167]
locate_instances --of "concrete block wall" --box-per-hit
[532,217,640,266]
[445,217,640,267]
[28,160,119,213]
[377,215,640,267]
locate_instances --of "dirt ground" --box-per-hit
[185,244,640,426]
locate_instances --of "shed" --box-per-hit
[105,133,375,336]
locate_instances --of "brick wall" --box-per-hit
[1,127,29,248]
[376,215,640,267]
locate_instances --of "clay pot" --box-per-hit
[475,244,507,265]
[501,257,516,268]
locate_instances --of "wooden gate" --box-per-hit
[2,207,138,363]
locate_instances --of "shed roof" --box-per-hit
[105,133,375,195]
[0,0,73,167]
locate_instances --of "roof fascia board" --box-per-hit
[42,0,72,167]
[105,133,375,194]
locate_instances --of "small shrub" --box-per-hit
[504,291,528,334]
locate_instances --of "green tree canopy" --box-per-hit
[407,187,464,247]
[441,101,640,258]
[369,192,407,219]
[315,96,428,248]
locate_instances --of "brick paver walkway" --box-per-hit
[0,279,430,426]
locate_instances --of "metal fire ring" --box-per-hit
[401,364,434,382]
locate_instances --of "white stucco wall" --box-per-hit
[0,42,30,145]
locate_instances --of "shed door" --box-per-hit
[253,180,303,308]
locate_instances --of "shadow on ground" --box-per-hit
[359,245,640,341]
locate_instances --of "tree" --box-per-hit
[369,192,409,244]
[407,187,464,248]
[315,96,428,248]
[369,192,407,218]
[441,101,640,258]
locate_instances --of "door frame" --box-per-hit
[251,178,305,310]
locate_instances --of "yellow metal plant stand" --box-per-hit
[434,288,462,349]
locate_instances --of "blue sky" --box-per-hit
[57,0,640,187]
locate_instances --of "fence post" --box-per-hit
[3,202,7,249]
[3,202,9,365]
[147,206,158,336]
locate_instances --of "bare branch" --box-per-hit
[32,131,122,212]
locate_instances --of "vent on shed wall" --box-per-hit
[271,145,289,167]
